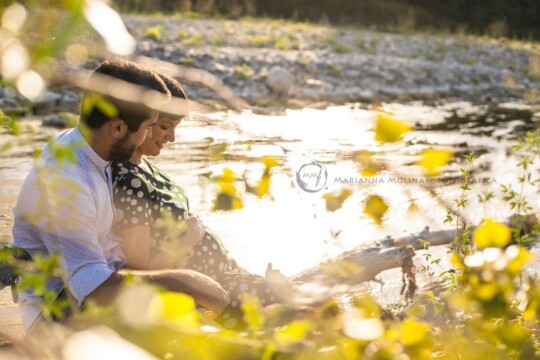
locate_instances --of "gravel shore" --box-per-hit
[1,15,539,116]
[126,15,540,106]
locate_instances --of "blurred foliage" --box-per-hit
[143,24,163,41]
[353,150,385,177]
[473,218,512,249]
[323,189,352,212]
[374,110,412,143]
[211,167,244,211]
[363,195,389,226]
[72,245,540,359]
[244,156,280,199]
[417,148,453,176]
[0,111,20,135]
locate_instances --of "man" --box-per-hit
[12,58,229,333]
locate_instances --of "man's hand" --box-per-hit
[180,214,206,248]
[95,268,230,319]
[173,269,230,319]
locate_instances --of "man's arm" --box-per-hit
[88,268,230,319]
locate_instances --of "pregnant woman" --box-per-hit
[112,74,285,328]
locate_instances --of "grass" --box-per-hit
[178,29,190,39]
[233,64,254,79]
[528,56,540,79]
[425,53,441,62]
[329,64,343,76]
[299,57,312,67]
[274,37,293,50]
[182,35,205,46]
[470,73,491,84]
[135,10,540,51]
[323,35,337,45]
[178,57,194,66]
[212,33,228,46]
[144,25,163,41]
[357,39,378,55]
[247,34,274,47]
[333,43,353,54]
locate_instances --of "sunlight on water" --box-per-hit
[150,102,540,276]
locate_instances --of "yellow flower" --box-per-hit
[418,148,453,176]
[473,218,511,249]
[374,111,412,143]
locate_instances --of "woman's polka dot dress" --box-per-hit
[112,159,282,328]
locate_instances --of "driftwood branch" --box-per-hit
[291,227,457,285]
[293,213,539,286]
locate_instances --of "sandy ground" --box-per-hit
[0,196,24,355]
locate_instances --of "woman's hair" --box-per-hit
[159,74,187,100]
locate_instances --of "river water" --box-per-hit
[1,100,539,290]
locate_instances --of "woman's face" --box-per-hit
[138,116,182,156]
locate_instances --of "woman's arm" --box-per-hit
[116,225,152,269]
[117,215,206,270]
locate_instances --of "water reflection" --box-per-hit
[151,101,540,276]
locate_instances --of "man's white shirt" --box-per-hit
[12,126,126,331]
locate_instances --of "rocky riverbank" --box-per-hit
[128,15,540,104]
[1,15,539,119]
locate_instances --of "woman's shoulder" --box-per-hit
[112,161,137,172]
[144,160,171,181]
[113,166,157,201]
[113,161,150,184]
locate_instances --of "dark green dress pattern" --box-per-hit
[112,159,281,328]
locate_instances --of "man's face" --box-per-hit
[109,114,158,162]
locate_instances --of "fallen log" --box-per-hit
[291,227,457,285]
[292,213,539,286]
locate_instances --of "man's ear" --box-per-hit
[110,119,127,139]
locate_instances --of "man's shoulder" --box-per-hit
[25,129,100,196]
[41,127,76,156]
[39,128,88,172]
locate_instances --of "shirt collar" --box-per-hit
[74,125,111,171]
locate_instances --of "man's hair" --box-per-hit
[81,58,171,132]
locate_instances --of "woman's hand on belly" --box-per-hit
[180,214,206,248]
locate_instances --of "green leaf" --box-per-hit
[212,192,244,211]
[208,142,228,159]
[323,189,353,212]
[363,195,388,225]
[0,141,13,153]
[95,97,118,119]
[353,150,384,176]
